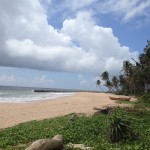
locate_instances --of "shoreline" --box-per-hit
[0,91,76,103]
[0,92,135,129]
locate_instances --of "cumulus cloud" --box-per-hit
[0,0,138,75]
[61,11,138,73]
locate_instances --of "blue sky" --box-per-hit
[0,0,149,90]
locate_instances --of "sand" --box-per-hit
[0,92,135,129]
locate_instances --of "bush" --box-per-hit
[136,93,150,108]
[108,114,137,143]
[139,93,150,104]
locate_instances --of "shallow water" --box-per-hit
[0,86,75,103]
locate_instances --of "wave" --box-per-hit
[0,92,75,103]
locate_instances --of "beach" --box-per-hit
[0,92,135,129]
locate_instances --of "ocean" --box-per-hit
[0,86,75,103]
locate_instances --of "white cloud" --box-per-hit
[61,11,138,74]
[78,74,91,87]
[0,74,26,86]
[0,0,138,75]
[65,0,97,11]
[98,0,150,22]
[31,75,54,86]
[78,74,106,90]
[43,0,150,26]
[0,74,16,83]
[0,73,54,87]
[80,79,90,87]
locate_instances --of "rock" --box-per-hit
[66,143,93,150]
[73,144,85,149]
[52,135,64,143]
[25,134,64,150]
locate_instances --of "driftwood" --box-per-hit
[93,106,115,115]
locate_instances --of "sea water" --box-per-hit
[0,86,75,103]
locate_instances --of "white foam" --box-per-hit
[0,92,75,103]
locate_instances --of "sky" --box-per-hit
[0,0,149,91]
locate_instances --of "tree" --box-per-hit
[96,79,101,86]
[96,79,104,91]
[97,40,150,95]
[144,40,150,58]
[112,76,119,91]
[101,71,109,81]
[101,71,112,92]
[105,80,113,92]
[122,61,133,77]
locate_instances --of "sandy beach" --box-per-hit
[0,92,135,129]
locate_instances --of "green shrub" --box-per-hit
[136,93,150,108]
[108,115,136,143]
[139,93,150,104]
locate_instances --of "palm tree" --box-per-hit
[106,80,115,92]
[96,80,101,86]
[118,75,126,94]
[96,79,105,91]
[101,71,109,81]
[138,40,150,84]
[98,40,150,95]
[144,40,150,59]
[101,71,112,92]
[122,61,133,77]
[112,76,119,91]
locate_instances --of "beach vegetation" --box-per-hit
[108,114,136,143]
[0,108,150,149]
[135,93,150,107]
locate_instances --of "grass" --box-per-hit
[0,108,150,150]
[115,100,136,105]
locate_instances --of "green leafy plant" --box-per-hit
[0,108,150,149]
[109,116,134,143]
[139,93,150,104]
